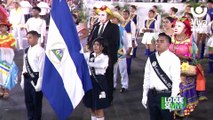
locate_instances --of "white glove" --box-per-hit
[31,81,41,92]
[20,75,24,90]
[142,96,148,109]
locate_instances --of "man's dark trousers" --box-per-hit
[147,89,174,120]
[24,74,43,120]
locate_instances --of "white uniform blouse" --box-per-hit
[84,52,109,75]
[25,17,46,43]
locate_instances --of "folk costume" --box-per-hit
[112,12,131,92]
[122,18,136,75]
[0,9,18,98]
[169,17,207,117]
[141,18,159,56]
[130,13,139,58]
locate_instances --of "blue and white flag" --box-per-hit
[42,0,92,120]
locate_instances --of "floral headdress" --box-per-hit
[176,17,192,37]
[0,5,11,28]
[96,5,113,18]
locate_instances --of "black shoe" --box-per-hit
[120,88,127,93]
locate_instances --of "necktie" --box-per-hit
[98,24,105,36]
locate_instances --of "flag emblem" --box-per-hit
[48,42,67,64]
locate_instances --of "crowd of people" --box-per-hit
[0,0,212,120]
[75,1,211,120]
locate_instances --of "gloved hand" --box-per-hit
[20,75,24,90]
[31,81,41,92]
[142,96,148,109]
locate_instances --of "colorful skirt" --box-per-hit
[0,62,18,90]
[0,48,18,90]
[175,75,207,117]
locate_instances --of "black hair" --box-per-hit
[27,30,40,38]
[93,37,108,55]
[1,24,11,31]
[164,16,175,27]
[115,6,121,11]
[186,5,191,8]
[7,25,10,31]
[170,7,178,13]
[165,16,174,23]
[72,13,80,25]
[149,9,155,14]
[207,0,213,3]
[93,7,97,10]
[32,6,41,12]
[152,5,158,9]
[158,32,171,44]
[131,5,137,10]
[184,12,193,19]
[123,9,130,15]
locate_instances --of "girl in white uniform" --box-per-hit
[83,37,109,120]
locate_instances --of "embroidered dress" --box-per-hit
[0,33,18,90]
[169,35,207,117]
[130,14,137,25]
[141,19,156,45]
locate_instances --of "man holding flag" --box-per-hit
[41,0,92,120]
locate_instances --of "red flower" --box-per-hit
[100,5,107,11]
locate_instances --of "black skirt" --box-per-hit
[83,75,110,110]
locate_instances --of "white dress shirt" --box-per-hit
[84,52,109,75]
[143,50,181,97]
[25,17,46,35]
[22,44,45,91]
[25,17,46,43]
[98,21,109,34]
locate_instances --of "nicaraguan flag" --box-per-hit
[42,0,92,120]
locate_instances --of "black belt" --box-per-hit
[23,72,39,79]
[149,88,171,96]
